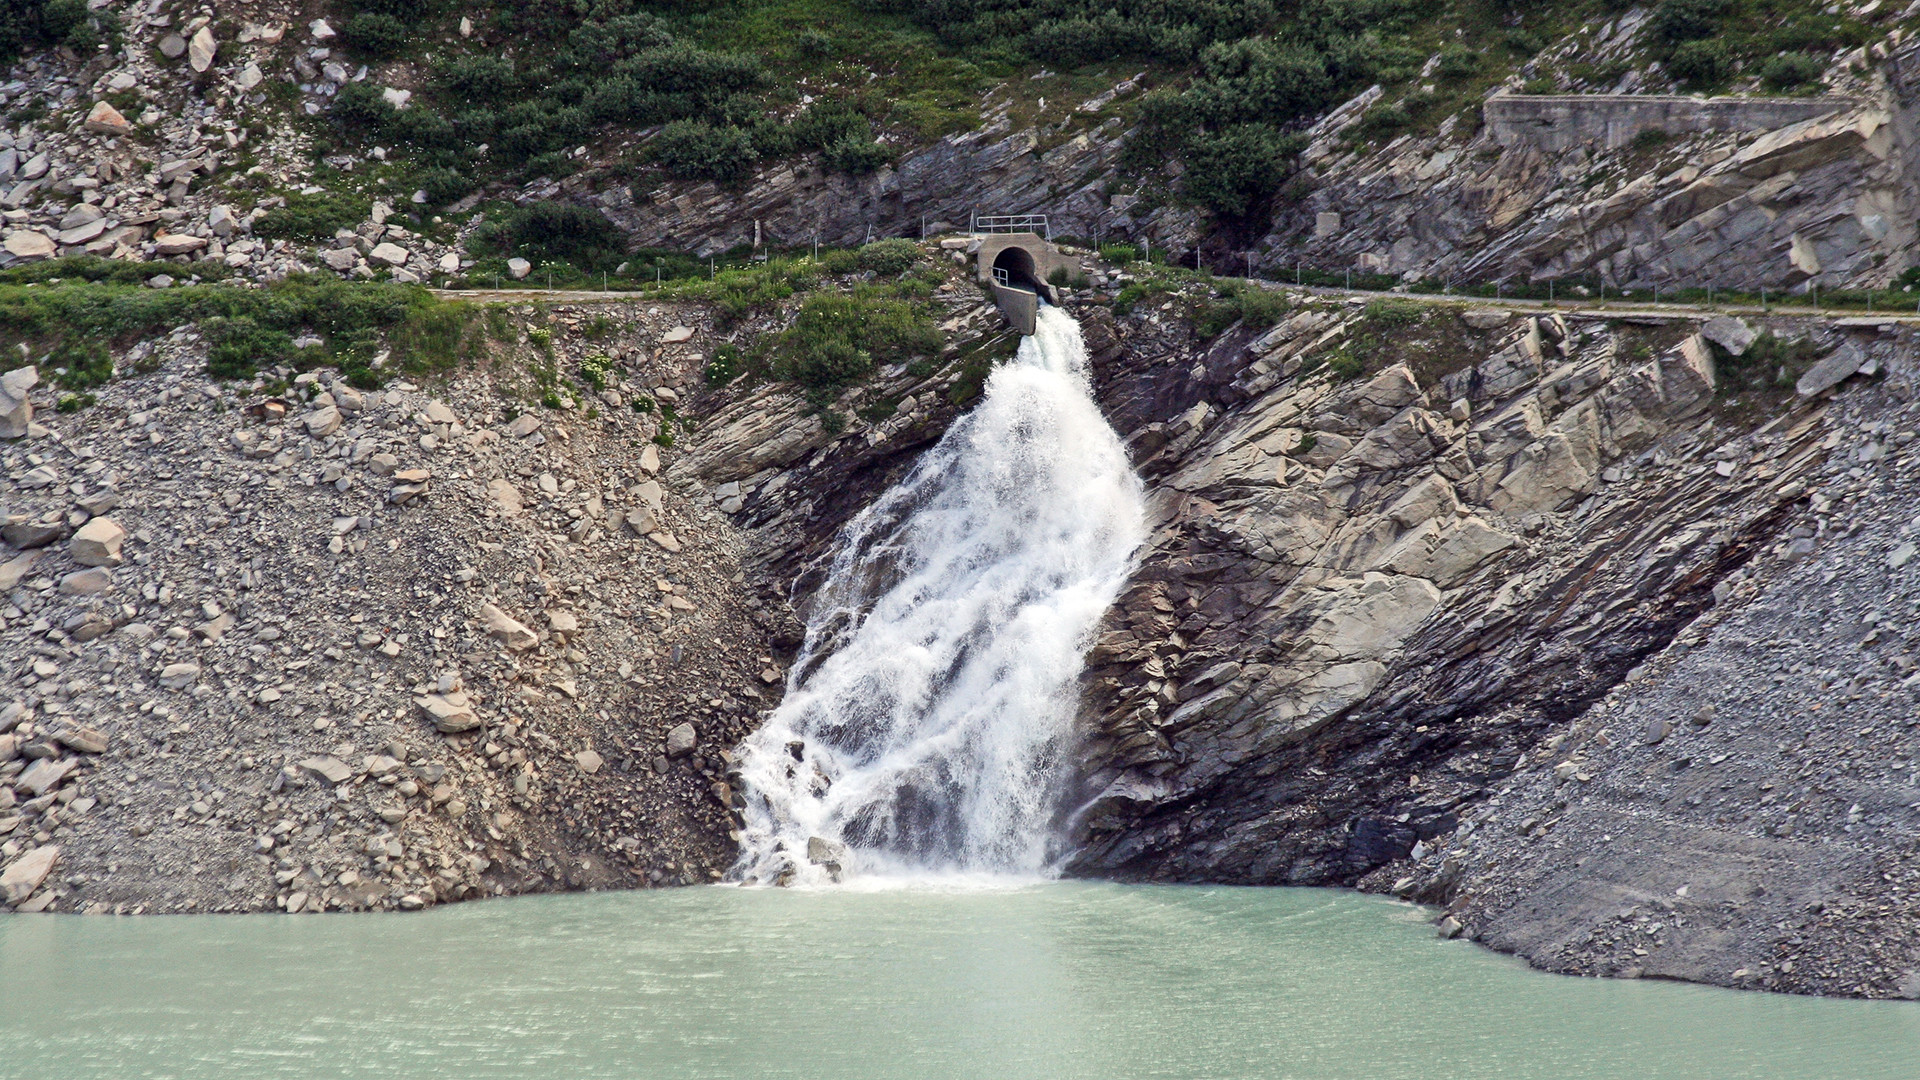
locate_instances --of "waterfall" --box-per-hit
[732,307,1146,885]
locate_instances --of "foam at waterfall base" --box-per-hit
[731,307,1145,886]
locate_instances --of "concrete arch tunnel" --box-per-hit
[974,232,1073,336]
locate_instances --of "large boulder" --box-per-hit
[69,516,127,567]
[0,366,36,438]
[1,845,58,904]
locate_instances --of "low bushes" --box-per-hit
[474,202,625,269]
[0,277,476,389]
[254,191,373,241]
[769,292,940,396]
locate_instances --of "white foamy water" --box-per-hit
[732,306,1146,885]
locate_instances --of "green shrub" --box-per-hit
[1181,125,1304,219]
[818,248,860,275]
[342,12,410,58]
[1193,282,1288,336]
[579,352,615,391]
[1760,53,1825,90]
[1111,281,1169,316]
[648,120,759,186]
[706,342,742,384]
[1667,38,1730,87]
[1712,330,1820,394]
[484,201,624,268]
[1435,43,1478,82]
[254,191,373,241]
[438,55,517,101]
[1232,285,1289,328]
[566,13,674,65]
[48,338,112,390]
[331,82,398,131]
[771,293,940,393]
[203,316,294,379]
[855,239,922,276]
[416,167,474,206]
[1325,347,1366,380]
[1363,298,1421,327]
[821,137,894,174]
[1649,0,1730,44]
[0,0,100,64]
[1099,243,1139,263]
[353,0,442,16]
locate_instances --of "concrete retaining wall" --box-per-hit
[1486,94,1854,152]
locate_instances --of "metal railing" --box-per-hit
[971,213,1051,240]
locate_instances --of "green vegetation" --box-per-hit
[472,202,626,271]
[320,1,907,201]
[290,0,1881,239]
[0,276,480,390]
[254,191,374,242]
[767,291,942,400]
[1643,0,1865,90]
[1194,280,1290,335]
[854,239,925,276]
[0,0,113,64]
[1362,298,1422,327]
[1709,330,1820,396]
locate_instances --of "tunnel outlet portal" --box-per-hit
[973,229,1070,336]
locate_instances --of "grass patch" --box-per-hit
[0,276,480,390]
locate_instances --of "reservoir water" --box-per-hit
[3,881,1915,1079]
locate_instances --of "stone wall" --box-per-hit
[1486,93,1853,152]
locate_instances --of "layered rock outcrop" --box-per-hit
[1031,290,1920,998]
[1264,42,1920,292]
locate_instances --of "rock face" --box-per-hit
[938,292,1920,1001]
[1268,77,1920,292]
[602,104,1140,257]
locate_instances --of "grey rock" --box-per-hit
[1796,342,1867,397]
[1699,317,1757,357]
[1,844,58,903]
[298,756,354,787]
[665,722,697,757]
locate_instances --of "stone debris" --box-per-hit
[0,297,787,913]
[68,517,126,567]
[416,693,482,735]
[1,845,58,904]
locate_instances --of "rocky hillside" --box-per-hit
[0,296,802,914]
[1044,286,1919,1000]
[4,0,1916,290]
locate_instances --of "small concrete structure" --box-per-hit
[1485,93,1852,152]
[974,231,1071,335]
